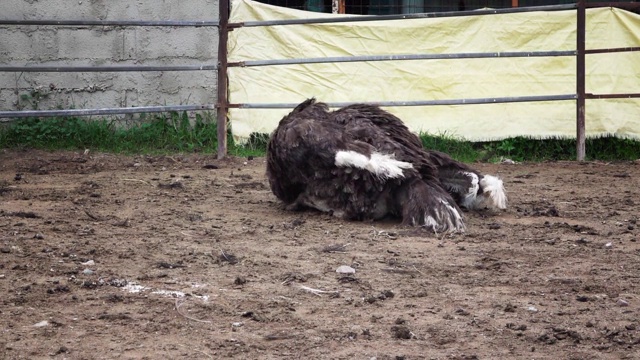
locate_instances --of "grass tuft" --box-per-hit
[228,132,269,158]
[419,132,479,162]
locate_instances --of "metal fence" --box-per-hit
[223,0,640,160]
[2,1,640,160]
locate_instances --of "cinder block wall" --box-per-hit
[0,0,219,117]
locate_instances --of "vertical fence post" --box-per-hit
[576,0,586,161]
[217,0,230,159]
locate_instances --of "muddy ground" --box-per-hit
[0,149,638,359]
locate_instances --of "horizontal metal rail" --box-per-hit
[231,94,577,109]
[0,64,218,72]
[0,19,219,27]
[585,46,640,54]
[230,50,575,68]
[586,93,640,99]
[230,4,576,28]
[0,104,216,119]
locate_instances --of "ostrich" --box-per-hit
[266,98,506,233]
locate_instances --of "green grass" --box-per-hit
[1,114,638,161]
[420,133,640,162]
[229,132,269,158]
[0,112,221,154]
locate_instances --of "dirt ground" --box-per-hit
[0,149,638,360]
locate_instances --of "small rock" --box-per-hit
[33,320,49,327]
[240,311,267,322]
[33,233,44,239]
[81,260,95,266]
[506,323,527,331]
[617,299,629,307]
[604,242,612,248]
[336,265,356,274]
[455,308,471,316]
[576,295,589,302]
[527,306,538,312]
[232,322,243,328]
[82,269,94,275]
[107,279,128,287]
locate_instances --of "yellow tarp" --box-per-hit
[228,0,640,142]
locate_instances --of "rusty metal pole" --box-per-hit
[576,0,586,161]
[216,0,230,159]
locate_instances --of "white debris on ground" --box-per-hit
[121,281,210,302]
[336,265,356,274]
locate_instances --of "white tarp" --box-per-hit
[228,0,640,141]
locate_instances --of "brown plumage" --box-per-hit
[266,98,506,233]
